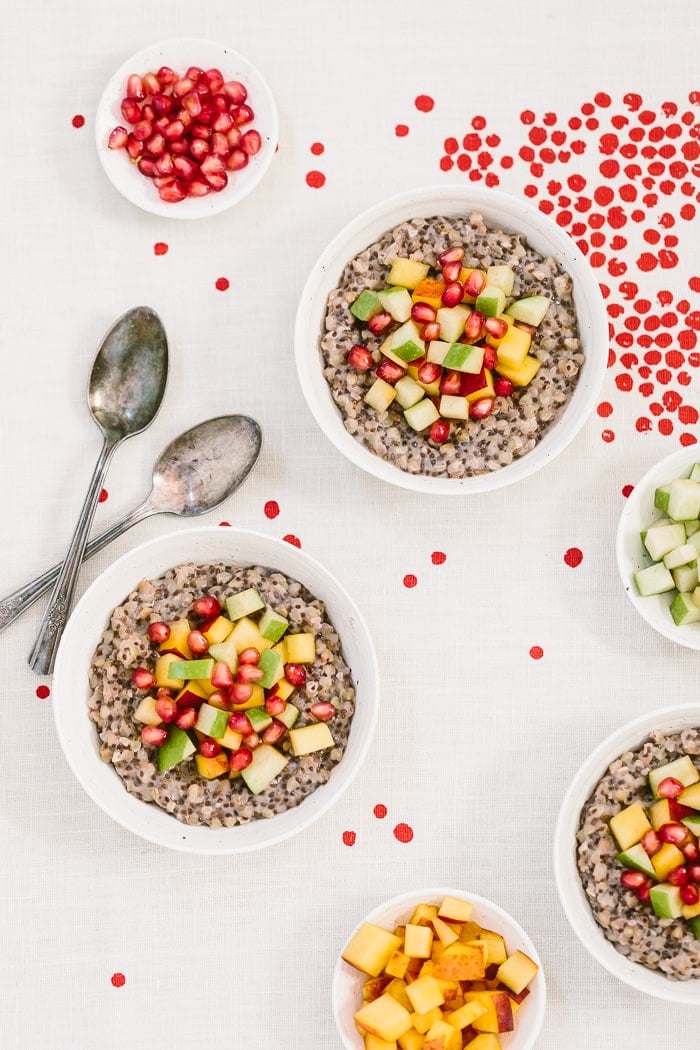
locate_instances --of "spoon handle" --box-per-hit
[28,438,119,675]
[0,500,152,634]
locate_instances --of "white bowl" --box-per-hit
[554,702,700,1003]
[617,445,700,649]
[295,185,607,494]
[95,38,278,218]
[333,887,546,1049]
[52,526,378,854]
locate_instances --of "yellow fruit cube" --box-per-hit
[175,681,209,705]
[274,677,295,701]
[272,639,288,664]
[230,683,265,710]
[649,799,672,830]
[495,325,531,368]
[438,897,473,924]
[404,924,433,959]
[365,1036,397,1050]
[385,951,411,980]
[410,1008,443,1035]
[412,278,446,310]
[679,783,700,810]
[363,977,393,1002]
[409,904,439,925]
[462,1037,501,1050]
[496,950,539,995]
[398,1031,425,1050]
[229,617,273,654]
[682,900,700,919]
[436,979,460,1002]
[418,961,436,978]
[194,752,229,779]
[463,992,513,1034]
[476,930,507,966]
[160,618,192,658]
[133,696,161,726]
[154,653,184,690]
[445,1000,488,1030]
[495,354,540,388]
[213,727,242,751]
[365,377,398,413]
[342,923,402,977]
[434,943,484,981]
[405,976,444,1015]
[423,1019,461,1050]
[202,615,233,644]
[609,802,653,851]
[485,314,515,348]
[652,842,685,881]
[388,258,431,289]
[285,633,316,664]
[386,979,412,1012]
[288,723,335,756]
[354,995,413,1042]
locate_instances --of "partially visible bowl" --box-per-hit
[333,887,546,1049]
[52,525,378,854]
[295,185,607,494]
[554,703,700,1003]
[95,37,278,218]
[616,445,700,650]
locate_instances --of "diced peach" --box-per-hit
[364,1036,397,1050]
[405,924,433,959]
[343,924,403,977]
[397,1030,425,1050]
[405,975,445,1015]
[385,951,411,980]
[495,951,539,996]
[363,976,393,1002]
[423,1018,461,1050]
[434,944,485,981]
[464,991,514,1034]
[444,1000,488,1030]
[386,979,412,1012]
[354,995,413,1042]
[461,1036,501,1050]
[410,1007,443,1035]
[431,917,460,948]
[437,897,473,924]
[410,904,439,925]
[476,930,507,966]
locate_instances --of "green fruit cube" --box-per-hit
[505,294,551,326]
[654,485,672,513]
[258,648,283,689]
[442,343,484,374]
[689,463,700,483]
[276,703,300,729]
[226,588,265,621]
[617,844,657,880]
[378,287,413,322]
[241,744,288,794]
[350,289,383,321]
[247,707,273,732]
[258,606,289,643]
[643,523,686,561]
[403,398,440,432]
[157,728,196,772]
[195,703,230,738]
[475,285,506,318]
[668,478,700,521]
[486,265,515,295]
[364,377,397,413]
[439,395,469,421]
[169,658,214,680]
[390,320,426,363]
[649,883,683,919]
[649,755,700,797]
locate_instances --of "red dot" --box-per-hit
[520,110,535,124]
[680,405,700,425]
[659,418,674,436]
[215,277,230,292]
[564,547,584,567]
[373,804,388,819]
[153,242,168,256]
[439,156,454,172]
[395,124,409,137]
[473,115,487,130]
[414,95,434,112]
[264,500,279,519]
[98,489,108,503]
[310,141,324,155]
[342,830,356,847]
[529,646,544,660]
[622,484,635,498]
[283,534,301,548]
[431,551,446,565]
[219,521,231,527]
[110,973,126,988]
[71,114,85,128]
[681,433,699,446]
[595,92,612,107]
[403,574,418,588]
[597,401,613,417]
[444,136,459,154]
[306,170,325,188]
[393,822,414,843]
[35,685,50,700]
[636,416,652,432]
[601,428,616,442]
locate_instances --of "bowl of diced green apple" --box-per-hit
[617,446,700,649]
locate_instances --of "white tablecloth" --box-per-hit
[2,1,700,1045]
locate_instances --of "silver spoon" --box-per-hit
[1,415,262,634]
[28,306,169,674]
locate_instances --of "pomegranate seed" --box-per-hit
[213,94,228,114]
[494,377,514,397]
[513,320,538,338]
[142,72,160,96]
[198,104,215,126]
[265,695,286,716]
[485,317,509,340]
[226,149,249,171]
[438,246,465,266]
[230,682,253,705]
[223,80,248,104]
[141,725,167,746]
[108,126,128,149]
[145,132,165,157]
[155,153,174,176]
[209,171,229,193]
[207,690,231,710]
[668,864,690,886]
[689,864,700,883]
[422,322,441,342]
[158,179,187,203]
[418,361,442,385]
[238,665,264,683]
[482,347,497,370]
[173,156,197,180]
[186,65,204,81]
[175,706,196,730]
[212,112,234,134]
[310,701,336,721]
[141,104,155,123]
[683,841,700,861]
[132,119,152,142]
[658,777,685,799]
[156,686,173,700]
[147,621,171,645]
[199,738,222,758]
[154,115,170,133]
[262,719,287,745]
[187,630,209,655]
[241,129,262,155]
[204,68,224,93]
[411,302,437,324]
[285,664,307,688]
[189,138,209,161]
[658,822,688,845]
[157,66,177,85]
[348,345,373,371]
[470,397,495,420]
[429,419,451,444]
[367,312,393,336]
[463,310,485,343]
[120,98,142,124]
[191,122,211,140]
[670,800,694,819]
[153,175,173,188]
[126,134,142,160]
[440,370,462,395]
[187,179,211,197]
[376,359,406,384]
[152,93,174,117]
[463,270,486,298]
[201,153,225,178]
[211,661,234,689]
[192,595,220,619]
[131,667,155,690]
[636,883,651,903]
[442,260,462,283]
[230,747,253,771]
[683,883,700,904]
[155,696,177,723]
[229,712,254,735]
[441,282,463,308]
[620,870,647,889]
[126,74,145,100]
[164,119,185,141]
[211,131,230,156]
[182,91,202,118]
[172,77,195,99]
[243,732,261,749]
[232,104,254,126]
[641,829,662,856]
[237,648,260,666]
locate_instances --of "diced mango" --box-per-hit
[495,354,540,388]
[388,258,430,290]
[386,979,413,1012]
[230,683,265,710]
[159,618,192,658]
[465,368,495,404]
[285,633,316,664]
[652,842,685,881]
[462,1037,501,1050]
[411,278,446,310]
[213,727,242,751]
[202,615,233,644]
[229,616,274,654]
[495,325,531,369]
[649,799,672,830]
[609,802,653,851]
[484,313,514,348]
[354,995,413,1042]
[194,752,229,779]
[154,653,185,690]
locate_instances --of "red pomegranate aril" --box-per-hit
[482,347,497,370]
[204,68,224,92]
[187,179,211,197]
[213,94,228,114]
[172,77,195,99]
[262,719,287,745]
[198,104,215,126]
[228,713,253,737]
[237,664,264,683]
[348,345,373,371]
[194,81,212,99]
[191,122,211,140]
[108,125,128,149]
[285,663,307,688]
[620,870,647,889]
[126,74,145,100]
[152,92,174,117]
[376,359,406,384]
[192,595,220,619]
[463,310,485,343]
[429,419,450,444]
[141,104,155,123]
[669,800,694,820]
[243,732,261,750]
[485,316,509,340]
[230,682,253,704]
[223,80,248,105]
[164,119,185,141]
[211,131,230,156]
[185,65,204,81]
[157,65,177,85]
[411,302,437,324]
[207,690,230,711]
[438,246,465,266]
[189,138,209,161]
[159,179,187,203]
[175,706,196,730]
[683,841,700,861]
[201,153,225,177]
[440,370,462,395]
[230,747,253,771]
[367,312,393,336]
[668,864,690,886]
[241,129,262,156]
[155,153,174,176]
[470,397,495,420]
[494,377,514,397]
[236,647,260,666]
[422,322,441,342]
[682,883,700,905]
[153,176,173,188]
[641,829,662,856]
[132,119,153,142]
[441,260,462,283]
[232,104,254,126]
[187,630,209,655]
[658,821,688,845]
[226,149,248,171]
[310,701,336,721]
[211,661,234,689]
[213,112,234,134]
[142,71,160,96]
[199,738,222,759]
[265,695,286,716]
[182,91,202,118]
[131,667,155,690]
[154,115,170,133]
[126,135,143,160]
[418,361,442,385]
[441,282,464,308]
[169,140,189,157]
[141,725,167,746]
[689,864,700,883]
[657,776,685,800]
[226,127,243,150]
[147,621,171,644]
[120,97,142,124]
[207,172,228,192]
[146,132,165,156]
[155,696,177,723]
[464,270,486,298]
[173,156,197,180]
[636,883,651,903]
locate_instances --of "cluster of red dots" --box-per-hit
[342,806,414,846]
[439,115,504,187]
[402,551,448,589]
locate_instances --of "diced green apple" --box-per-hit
[240,743,289,794]
[663,543,698,570]
[670,592,700,626]
[486,265,515,295]
[390,320,426,362]
[442,343,484,374]
[403,398,440,432]
[276,703,300,729]
[378,286,413,322]
[157,728,196,772]
[687,521,700,537]
[247,707,273,732]
[439,395,470,420]
[426,340,454,365]
[258,606,289,643]
[668,478,700,521]
[655,485,672,513]
[617,844,657,880]
[208,638,239,674]
[365,377,397,413]
[436,305,469,342]
[649,883,683,919]
[258,648,283,689]
[387,258,430,289]
[643,523,686,561]
[169,658,215,680]
[195,702,230,738]
[350,289,384,321]
[226,588,265,621]
[505,294,551,326]
[394,375,425,409]
[633,563,675,597]
[673,563,699,593]
[690,464,700,482]
[475,285,506,318]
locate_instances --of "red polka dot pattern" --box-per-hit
[373,804,388,819]
[403,574,418,588]
[35,685,50,700]
[622,484,635,497]
[71,114,85,128]
[153,242,168,256]
[110,973,126,988]
[564,547,584,567]
[342,831,356,847]
[415,95,434,112]
[393,823,414,843]
[310,142,324,155]
[306,170,326,188]
[264,500,280,519]
[215,277,229,291]
[431,551,447,565]
[395,124,409,137]
[219,521,231,527]
[529,646,544,660]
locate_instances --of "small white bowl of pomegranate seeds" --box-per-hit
[95,38,278,217]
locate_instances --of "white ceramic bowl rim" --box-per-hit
[52,525,379,854]
[554,702,700,1004]
[294,184,608,494]
[332,886,547,1050]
